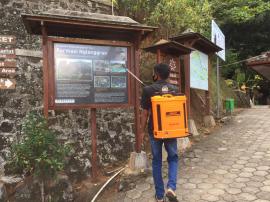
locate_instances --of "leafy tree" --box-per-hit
[116,0,161,22]
[210,0,270,100]
[116,0,270,102]
[210,0,270,24]
[7,113,70,202]
[148,0,212,37]
[220,49,241,79]
[117,0,213,37]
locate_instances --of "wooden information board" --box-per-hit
[50,42,130,108]
[165,55,181,87]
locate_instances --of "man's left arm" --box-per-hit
[140,87,151,145]
[140,109,149,143]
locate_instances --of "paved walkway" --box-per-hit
[107,108,270,202]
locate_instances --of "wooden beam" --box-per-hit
[177,56,181,93]
[134,33,142,153]
[91,108,98,182]
[184,54,191,118]
[157,49,161,63]
[41,22,49,118]
[205,54,213,115]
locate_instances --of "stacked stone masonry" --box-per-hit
[0,0,135,181]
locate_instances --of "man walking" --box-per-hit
[140,63,179,202]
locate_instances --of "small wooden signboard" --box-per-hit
[144,40,192,92]
[0,61,16,68]
[0,68,16,77]
[166,56,181,87]
[0,78,16,89]
[0,35,17,90]
[0,49,16,59]
[0,35,16,45]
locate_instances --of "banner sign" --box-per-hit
[211,20,225,61]
[54,43,128,105]
[190,50,209,91]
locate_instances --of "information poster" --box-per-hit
[190,50,208,91]
[54,43,128,104]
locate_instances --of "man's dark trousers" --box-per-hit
[149,134,178,199]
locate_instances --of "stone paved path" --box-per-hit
[106,108,270,202]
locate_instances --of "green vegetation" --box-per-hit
[210,0,270,23]
[116,0,270,104]
[7,112,70,202]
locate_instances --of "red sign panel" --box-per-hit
[0,35,16,45]
[0,49,16,59]
[0,61,16,68]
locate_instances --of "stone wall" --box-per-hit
[0,0,135,180]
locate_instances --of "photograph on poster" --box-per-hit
[94,76,110,88]
[93,60,110,73]
[55,59,93,81]
[111,76,127,88]
[110,60,126,73]
[107,47,127,61]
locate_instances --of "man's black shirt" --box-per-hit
[140,80,178,134]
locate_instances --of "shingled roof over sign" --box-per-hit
[21,9,156,41]
[42,9,140,25]
[144,39,193,55]
[170,31,222,54]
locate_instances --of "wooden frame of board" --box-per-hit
[46,37,134,110]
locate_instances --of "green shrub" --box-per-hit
[8,112,69,180]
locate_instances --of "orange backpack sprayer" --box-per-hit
[124,67,189,139]
[151,94,189,139]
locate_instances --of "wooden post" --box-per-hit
[41,22,49,118]
[91,108,98,181]
[177,56,181,93]
[134,35,142,153]
[184,54,191,118]
[157,49,161,63]
[205,54,212,115]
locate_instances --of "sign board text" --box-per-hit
[0,49,16,59]
[0,68,16,76]
[0,35,16,45]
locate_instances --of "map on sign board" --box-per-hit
[54,43,128,105]
[211,20,225,61]
[190,50,208,91]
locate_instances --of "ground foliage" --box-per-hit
[7,112,70,180]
